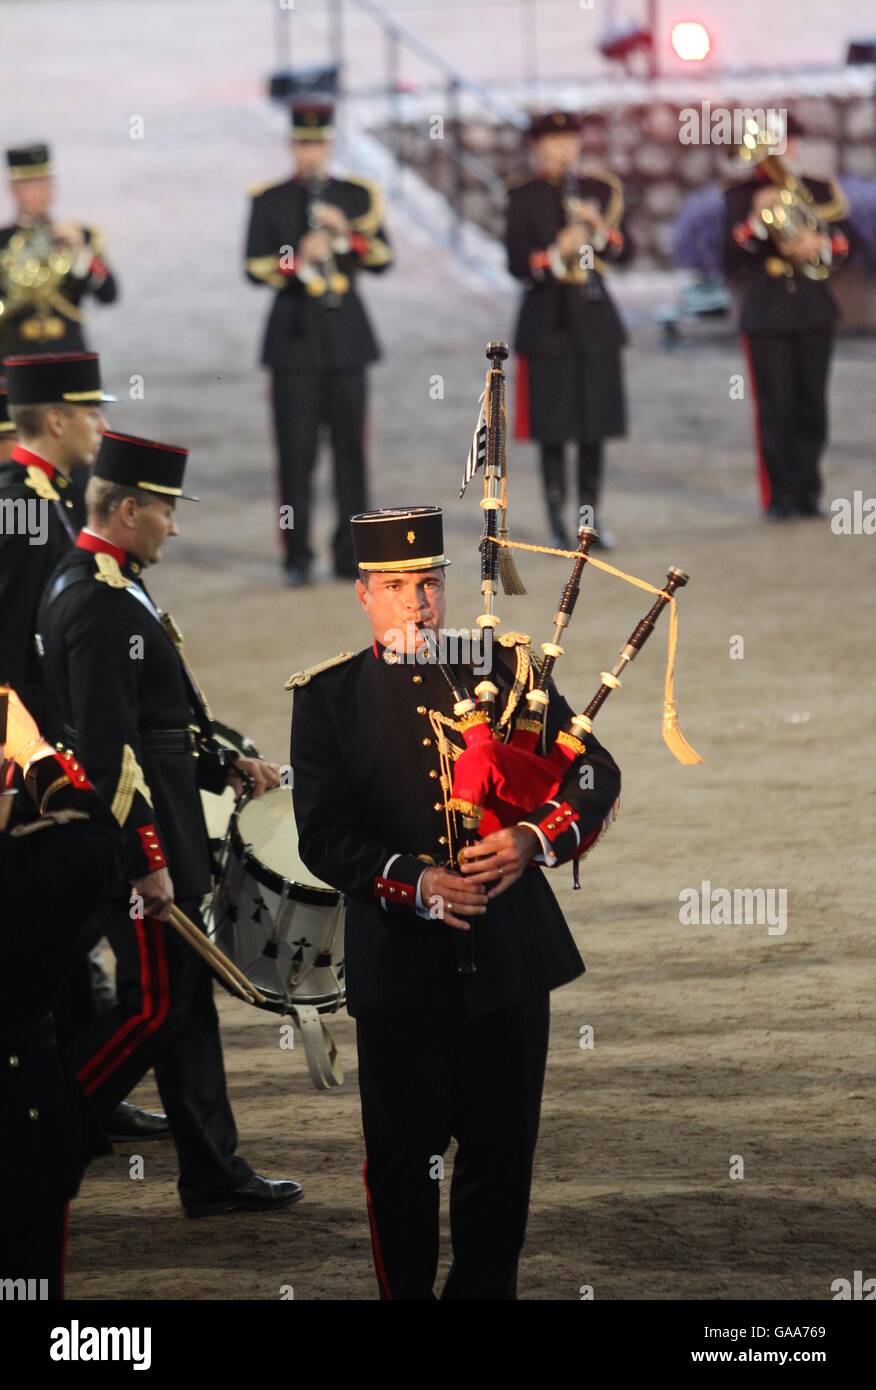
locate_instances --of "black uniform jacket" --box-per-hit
[38,535,229,901]
[245,174,392,371]
[723,172,852,336]
[0,221,118,355]
[0,750,125,1226]
[505,171,633,359]
[0,447,82,728]
[290,639,621,1020]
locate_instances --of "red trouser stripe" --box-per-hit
[77,918,171,1095]
[514,354,531,441]
[740,333,772,511]
[363,1160,393,1300]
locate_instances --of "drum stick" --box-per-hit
[167,905,266,1005]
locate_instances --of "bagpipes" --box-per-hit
[440,342,703,970]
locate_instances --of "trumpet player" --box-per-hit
[723,114,852,520]
[245,101,393,588]
[0,144,118,357]
[505,111,633,551]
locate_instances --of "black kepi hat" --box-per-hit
[527,110,582,141]
[94,430,198,502]
[3,352,115,406]
[351,506,450,573]
[290,101,334,141]
[0,378,14,435]
[6,143,52,180]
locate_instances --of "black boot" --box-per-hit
[577,442,615,549]
[540,444,570,549]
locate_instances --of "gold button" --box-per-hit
[428,769,438,779]
[65,499,73,508]
[416,705,427,715]
[8,1055,19,1068]
[412,674,423,685]
[438,836,447,846]
[28,1107,39,1121]
[433,802,443,812]
[421,737,431,747]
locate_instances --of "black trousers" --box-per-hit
[357,993,550,1300]
[540,442,604,535]
[271,366,368,570]
[64,899,251,1204]
[0,1202,68,1300]
[743,330,834,513]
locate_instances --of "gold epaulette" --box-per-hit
[346,175,385,237]
[247,176,286,199]
[813,179,849,224]
[24,465,60,503]
[92,553,130,589]
[284,651,356,689]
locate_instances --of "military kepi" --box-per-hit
[6,143,52,180]
[290,101,334,141]
[351,505,450,573]
[94,430,198,501]
[527,110,581,140]
[4,352,115,405]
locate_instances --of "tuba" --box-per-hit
[0,220,74,342]
[736,119,831,281]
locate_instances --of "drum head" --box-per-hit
[238,788,337,899]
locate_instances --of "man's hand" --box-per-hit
[298,229,332,264]
[784,228,828,265]
[313,202,350,237]
[132,867,175,922]
[457,826,539,900]
[227,756,281,799]
[419,866,488,932]
[753,186,783,214]
[3,688,53,770]
[556,223,586,261]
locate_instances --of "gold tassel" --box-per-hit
[661,600,704,765]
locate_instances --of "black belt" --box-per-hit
[61,723,199,755]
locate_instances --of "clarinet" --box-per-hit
[305,177,345,309]
[568,568,690,741]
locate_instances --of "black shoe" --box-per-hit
[106,1101,170,1142]
[283,561,312,588]
[183,1174,304,1219]
[765,503,795,522]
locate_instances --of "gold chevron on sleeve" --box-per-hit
[111,743,153,826]
[246,254,285,287]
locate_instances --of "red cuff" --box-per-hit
[89,255,109,280]
[52,750,93,790]
[733,220,752,245]
[350,232,369,256]
[537,802,580,843]
[372,875,414,904]
[529,249,551,271]
[137,824,167,870]
[278,257,298,277]
[831,232,848,256]
[607,228,623,247]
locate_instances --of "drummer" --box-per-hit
[38,429,304,1219]
[289,505,621,1298]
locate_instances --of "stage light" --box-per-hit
[671,21,711,62]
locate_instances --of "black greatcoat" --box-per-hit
[290,642,622,1021]
[505,172,633,443]
[0,451,82,729]
[245,175,391,371]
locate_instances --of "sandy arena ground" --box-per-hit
[6,1,875,1301]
